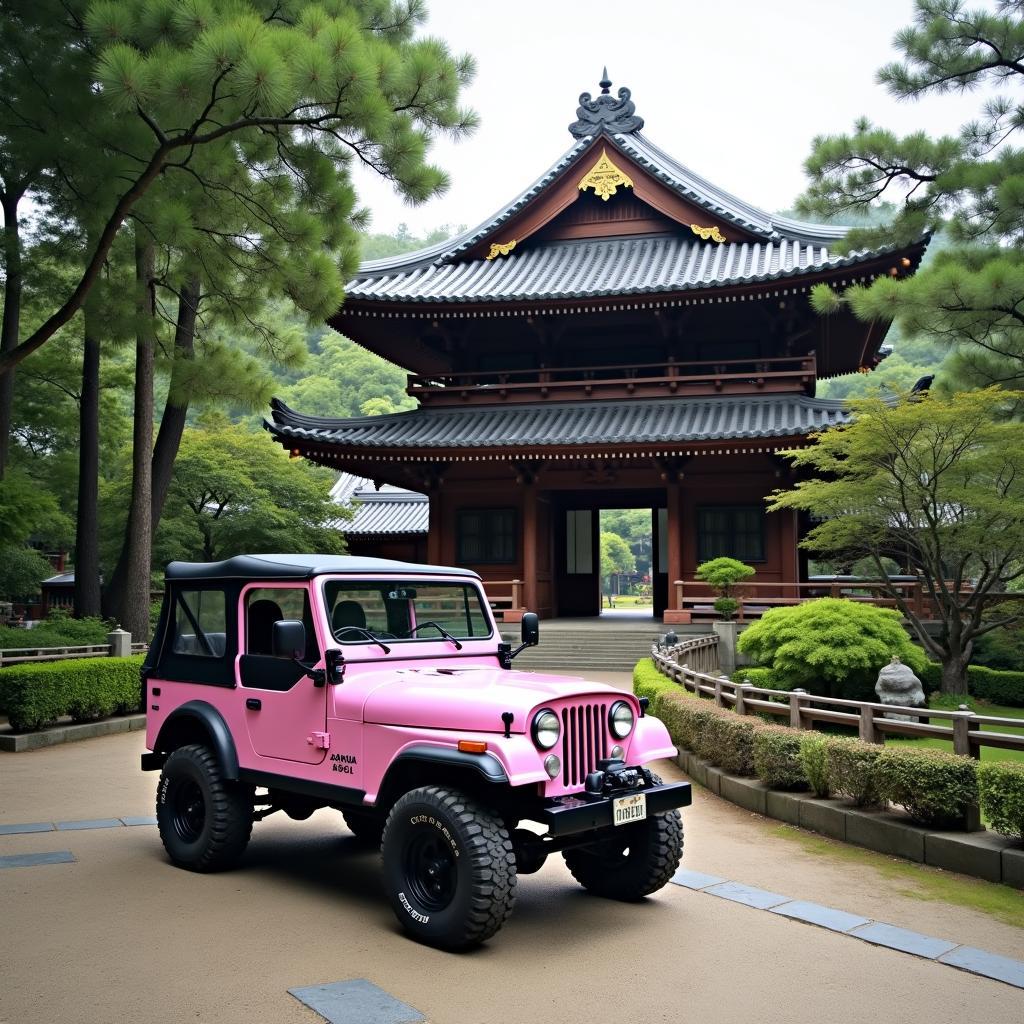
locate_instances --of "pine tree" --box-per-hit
[799,0,1024,396]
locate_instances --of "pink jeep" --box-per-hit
[142,554,690,949]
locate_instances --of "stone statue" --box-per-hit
[875,656,926,722]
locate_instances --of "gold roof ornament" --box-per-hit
[691,223,727,244]
[577,148,634,202]
[486,239,517,260]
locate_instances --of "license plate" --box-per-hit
[612,792,647,826]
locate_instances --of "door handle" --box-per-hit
[246,698,262,711]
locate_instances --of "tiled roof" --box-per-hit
[329,474,427,535]
[345,234,890,305]
[268,395,850,451]
[351,130,851,286]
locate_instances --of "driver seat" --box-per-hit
[332,600,366,637]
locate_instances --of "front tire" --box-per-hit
[381,786,517,949]
[563,776,683,900]
[156,744,253,872]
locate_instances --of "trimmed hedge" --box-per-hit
[633,657,687,707]
[799,734,831,797]
[874,747,978,828]
[704,711,760,776]
[753,726,807,790]
[0,614,112,651]
[919,662,1024,707]
[824,737,883,807]
[0,655,144,732]
[978,762,1024,839]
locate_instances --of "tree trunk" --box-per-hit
[0,193,24,479]
[104,275,199,612]
[74,298,102,618]
[106,239,156,640]
[939,654,970,696]
[151,276,199,527]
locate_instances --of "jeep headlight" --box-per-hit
[609,701,635,739]
[531,709,560,750]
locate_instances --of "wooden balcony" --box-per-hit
[408,355,817,406]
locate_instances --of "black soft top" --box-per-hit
[164,554,481,583]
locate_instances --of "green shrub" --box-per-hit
[825,736,884,806]
[680,701,726,760]
[919,662,1024,707]
[0,655,144,731]
[653,691,692,746]
[736,599,927,700]
[753,726,807,790]
[800,734,831,797]
[713,596,739,620]
[702,711,762,776]
[978,762,1024,839]
[633,658,685,706]
[736,666,787,691]
[874,747,978,828]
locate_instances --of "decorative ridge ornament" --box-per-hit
[578,148,634,202]
[568,69,644,138]
[486,239,517,260]
[691,224,727,244]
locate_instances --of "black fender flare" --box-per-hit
[153,701,240,780]
[377,744,509,805]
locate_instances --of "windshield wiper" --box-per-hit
[409,621,464,650]
[333,625,391,654]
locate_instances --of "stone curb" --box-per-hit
[675,749,1024,890]
[0,715,146,752]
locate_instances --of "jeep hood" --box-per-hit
[358,667,625,733]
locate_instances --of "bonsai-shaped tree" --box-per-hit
[736,598,928,699]
[694,557,755,620]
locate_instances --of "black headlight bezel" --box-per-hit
[609,700,635,739]
[531,708,560,750]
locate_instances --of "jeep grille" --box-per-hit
[560,703,609,787]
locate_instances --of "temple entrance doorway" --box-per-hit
[551,490,667,619]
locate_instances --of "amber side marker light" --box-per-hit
[458,740,488,754]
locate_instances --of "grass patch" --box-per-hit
[769,823,1024,929]
[888,701,1024,765]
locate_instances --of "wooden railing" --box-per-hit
[482,579,525,623]
[650,643,1024,761]
[409,354,816,406]
[671,578,993,623]
[0,641,148,668]
[659,633,720,675]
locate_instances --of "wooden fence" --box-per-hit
[651,643,1024,760]
[0,640,148,668]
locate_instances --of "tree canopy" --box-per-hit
[768,387,1024,692]
[798,0,1024,403]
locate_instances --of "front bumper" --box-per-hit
[539,780,692,837]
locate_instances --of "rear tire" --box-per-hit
[156,744,253,872]
[381,786,517,949]
[563,774,683,900]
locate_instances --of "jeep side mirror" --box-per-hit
[521,612,539,647]
[498,611,539,669]
[272,619,306,660]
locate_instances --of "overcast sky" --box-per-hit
[351,0,986,236]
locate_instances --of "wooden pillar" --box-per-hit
[666,483,683,607]
[427,489,443,565]
[523,483,538,612]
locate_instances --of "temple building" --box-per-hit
[268,74,926,623]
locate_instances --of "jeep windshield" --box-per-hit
[322,580,493,646]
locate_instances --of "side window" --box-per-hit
[245,587,318,661]
[172,589,227,658]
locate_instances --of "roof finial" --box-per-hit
[568,74,644,138]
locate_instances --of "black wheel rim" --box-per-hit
[171,779,206,843]
[404,829,457,911]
